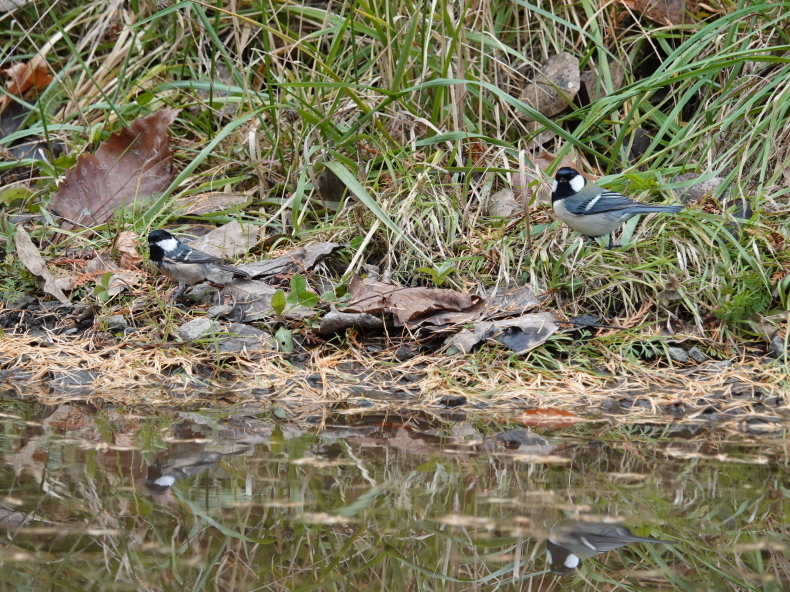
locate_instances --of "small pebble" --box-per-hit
[107,315,127,331]
[688,346,708,363]
[667,346,689,364]
[207,305,234,318]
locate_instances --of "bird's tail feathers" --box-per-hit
[217,264,251,280]
[631,536,677,545]
[629,205,683,214]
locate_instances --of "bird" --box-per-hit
[551,167,683,248]
[147,229,251,302]
[546,518,676,575]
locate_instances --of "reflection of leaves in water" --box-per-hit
[0,408,786,590]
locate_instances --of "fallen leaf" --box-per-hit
[14,225,70,304]
[116,231,142,270]
[622,0,689,25]
[318,309,385,334]
[489,284,540,314]
[190,221,260,259]
[534,151,580,173]
[174,192,252,217]
[486,188,522,217]
[0,0,34,13]
[0,57,52,112]
[316,164,348,201]
[447,312,558,354]
[514,408,581,431]
[345,276,486,328]
[580,61,625,103]
[627,128,652,163]
[221,281,278,321]
[239,242,341,280]
[519,53,581,119]
[50,109,178,230]
[85,252,141,297]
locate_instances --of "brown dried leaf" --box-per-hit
[85,252,141,297]
[116,231,142,270]
[486,188,522,218]
[513,408,581,431]
[447,312,558,354]
[580,61,625,102]
[14,225,70,304]
[622,0,689,25]
[534,151,579,173]
[1,0,34,12]
[50,109,179,230]
[519,53,580,119]
[174,192,252,217]
[345,276,485,328]
[0,57,52,112]
[239,242,341,280]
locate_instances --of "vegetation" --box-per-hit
[2,0,790,395]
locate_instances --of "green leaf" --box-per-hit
[271,289,286,316]
[275,326,294,353]
[290,274,307,294]
[297,292,318,309]
[0,188,32,205]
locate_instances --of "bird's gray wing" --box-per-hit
[568,191,638,215]
[165,247,223,265]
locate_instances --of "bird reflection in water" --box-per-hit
[546,517,676,575]
[145,423,248,496]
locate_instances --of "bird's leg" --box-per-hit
[171,282,187,302]
[606,234,621,249]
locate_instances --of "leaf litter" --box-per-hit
[49,109,178,230]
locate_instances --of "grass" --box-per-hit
[2,0,790,398]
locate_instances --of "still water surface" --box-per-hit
[0,400,787,591]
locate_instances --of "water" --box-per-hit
[0,400,787,591]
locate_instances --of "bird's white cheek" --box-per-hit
[570,175,585,192]
[551,180,558,193]
[157,238,179,252]
[154,475,176,487]
[564,554,580,570]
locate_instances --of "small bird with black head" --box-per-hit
[147,229,251,302]
[551,167,683,248]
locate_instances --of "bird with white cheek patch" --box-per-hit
[147,229,251,302]
[546,518,676,575]
[551,167,684,248]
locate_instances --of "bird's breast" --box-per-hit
[157,260,209,285]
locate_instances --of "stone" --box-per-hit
[688,347,708,363]
[175,318,219,341]
[217,323,277,353]
[667,346,689,363]
[207,305,234,318]
[107,315,127,331]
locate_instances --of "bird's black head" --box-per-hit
[148,229,177,263]
[148,229,174,246]
[552,167,585,202]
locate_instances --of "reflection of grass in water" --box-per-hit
[0,407,786,591]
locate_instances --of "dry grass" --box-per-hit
[1,331,786,422]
